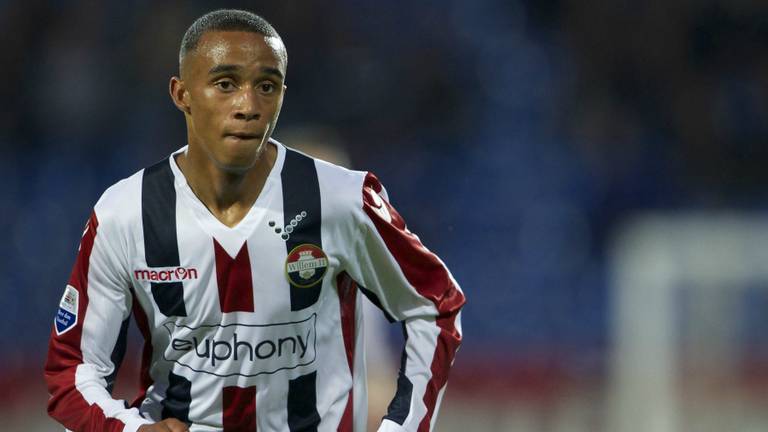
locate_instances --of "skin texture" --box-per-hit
[169,30,287,227]
[137,418,189,432]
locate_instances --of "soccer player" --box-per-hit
[45,9,464,432]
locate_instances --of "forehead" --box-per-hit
[191,31,286,74]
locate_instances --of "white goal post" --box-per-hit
[608,213,768,432]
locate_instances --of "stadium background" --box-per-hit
[2,1,768,430]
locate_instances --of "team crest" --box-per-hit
[55,285,79,336]
[285,244,328,288]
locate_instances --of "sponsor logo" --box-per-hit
[133,267,199,282]
[55,285,78,335]
[163,314,317,377]
[364,187,392,223]
[285,244,328,288]
[268,211,308,241]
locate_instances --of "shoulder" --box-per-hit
[279,144,379,228]
[92,167,144,234]
[283,147,368,213]
[314,158,368,202]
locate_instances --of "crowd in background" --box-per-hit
[2,0,768,403]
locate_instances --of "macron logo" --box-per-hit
[134,267,199,282]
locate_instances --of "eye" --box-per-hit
[259,82,276,94]
[214,80,236,92]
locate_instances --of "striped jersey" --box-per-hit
[45,141,465,432]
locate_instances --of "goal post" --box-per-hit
[608,213,768,432]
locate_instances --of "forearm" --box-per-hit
[378,310,463,432]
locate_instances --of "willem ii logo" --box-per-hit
[133,267,199,282]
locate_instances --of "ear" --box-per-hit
[169,76,191,115]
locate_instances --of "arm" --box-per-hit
[345,173,465,432]
[44,210,153,432]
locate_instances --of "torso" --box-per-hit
[117,142,366,431]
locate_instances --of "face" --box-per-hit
[171,31,287,172]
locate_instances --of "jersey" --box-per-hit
[45,141,465,432]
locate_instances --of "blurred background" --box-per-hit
[2,0,768,431]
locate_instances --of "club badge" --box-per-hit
[285,244,328,288]
[55,285,79,336]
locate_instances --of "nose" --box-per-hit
[232,89,261,121]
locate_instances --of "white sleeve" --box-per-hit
[45,208,152,432]
[342,172,465,432]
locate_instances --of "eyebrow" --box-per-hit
[208,64,284,80]
[261,66,285,80]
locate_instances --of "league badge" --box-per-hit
[55,285,79,336]
[285,244,328,288]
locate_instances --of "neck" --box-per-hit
[176,141,277,227]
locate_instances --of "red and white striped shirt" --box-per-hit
[45,141,465,432]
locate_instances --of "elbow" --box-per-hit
[438,283,465,319]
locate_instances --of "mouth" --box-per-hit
[223,132,262,141]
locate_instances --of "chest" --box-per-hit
[129,205,338,329]
[130,151,343,329]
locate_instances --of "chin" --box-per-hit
[198,137,269,173]
[214,155,257,173]
[214,147,267,173]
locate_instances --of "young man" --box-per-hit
[45,9,464,432]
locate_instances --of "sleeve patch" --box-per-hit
[54,285,79,336]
